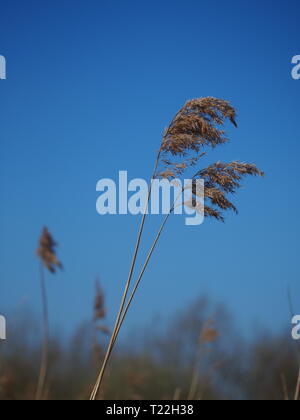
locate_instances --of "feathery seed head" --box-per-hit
[157,97,264,221]
[196,162,264,221]
[200,321,219,343]
[94,280,106,321]
[36,227,63,273]
[160,97,237,157]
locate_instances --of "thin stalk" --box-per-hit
[173,388,182,401]
[90,211,172,400]
[187,347,203,401]
[108,191,189,358]
[96,184,197,390]
[295,362,300,401]
[187,370,199,401]
[36,263,49,400]
[111,182,195,349]
[280,373,289,401]
[112,210,172,345]
[90,110,185,400]
[90,152,161,400]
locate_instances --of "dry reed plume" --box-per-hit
[94,280,109,335]
[92,280,110,368]
[36,227,62,400]
[37,227,63,273]
[200,321,219,344]
[90,97,264,400]
[188,320,219,400]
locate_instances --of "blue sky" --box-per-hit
[0,0,300,341]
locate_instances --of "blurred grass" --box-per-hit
[0,296,299,400]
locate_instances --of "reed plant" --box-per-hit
[90,97,264,400]
[36,227,62,400]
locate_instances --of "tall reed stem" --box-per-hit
[280,373,289,401]
[294,360,300,401]
[90,172,190,400]
[90,108,198,400]
[36,263,49,400]
[93,194,183,397]
[111,210,173,346]
[187,347,203,400]
[90,152,161,400]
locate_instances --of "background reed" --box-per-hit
[35,228,62,400]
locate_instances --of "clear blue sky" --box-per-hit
[0,0,299,340]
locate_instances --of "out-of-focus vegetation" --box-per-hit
[0,296,298,400]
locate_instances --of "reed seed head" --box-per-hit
[94,280,106,321]
[158,97,264,221]
[160,97,237,157]
[200,321,219,343]
[93,279,110,336]
[36,227,63,273]
[196,161,264,222]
